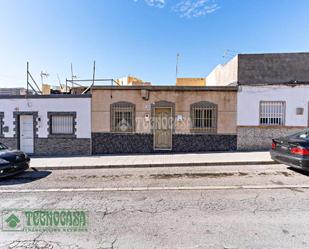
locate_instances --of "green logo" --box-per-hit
[2,210,23,231]
[2,209,88,232]
[5,214,20,228]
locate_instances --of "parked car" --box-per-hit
[270,129,309,171]
[0,143,30,178]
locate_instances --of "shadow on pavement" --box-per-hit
[288,167,309,177]
[0,169,52,186]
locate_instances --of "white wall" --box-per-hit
[0,97,91,138]
[237,85,309,126]
[207,56,238,86]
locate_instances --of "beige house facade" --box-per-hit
[91,85,237,154]
[176,78,206,86]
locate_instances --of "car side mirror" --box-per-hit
[300,134,307,139]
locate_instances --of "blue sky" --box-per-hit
[0,0,309,88]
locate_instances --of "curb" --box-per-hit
[32,160,278,170]
[0,184,305,193]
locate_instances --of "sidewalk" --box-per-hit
[30,151,276,170]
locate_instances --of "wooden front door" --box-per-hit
[154,108,172,150]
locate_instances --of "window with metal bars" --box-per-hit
[191,101,217,133]
[259,101,285,126]
[111,102,135,132]
[50,115,74,135]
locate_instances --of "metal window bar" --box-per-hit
[112,105,134,132]
[192,106,217,133]
[260,101,285,125]
[51,115,74,134]
[0,117,2,135]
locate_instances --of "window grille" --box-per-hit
[111,102,135,132]
[51,115,74,134]
[259,101,285,126]
[191,101,217,133]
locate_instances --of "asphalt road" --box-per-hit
[0,164,309,249]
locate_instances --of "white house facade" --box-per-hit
[0,95,91,155]
[207,52,309,151]
[237,84,309,150]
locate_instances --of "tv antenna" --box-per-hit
[176,53,180,79]
[40,71,49,85]
[70,63,78,87]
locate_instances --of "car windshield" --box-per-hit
[0,143,8,150]
[288,129,309,140]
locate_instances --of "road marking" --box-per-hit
[0,185,309,193]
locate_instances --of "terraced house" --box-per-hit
[90,85,237,154]
[1,52,309,155]
[208,52,309,150]
[0,94,91,156]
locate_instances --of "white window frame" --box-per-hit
[259,101,286,126]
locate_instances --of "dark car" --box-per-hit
[0,143,30,178]
[270,129,309,171]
